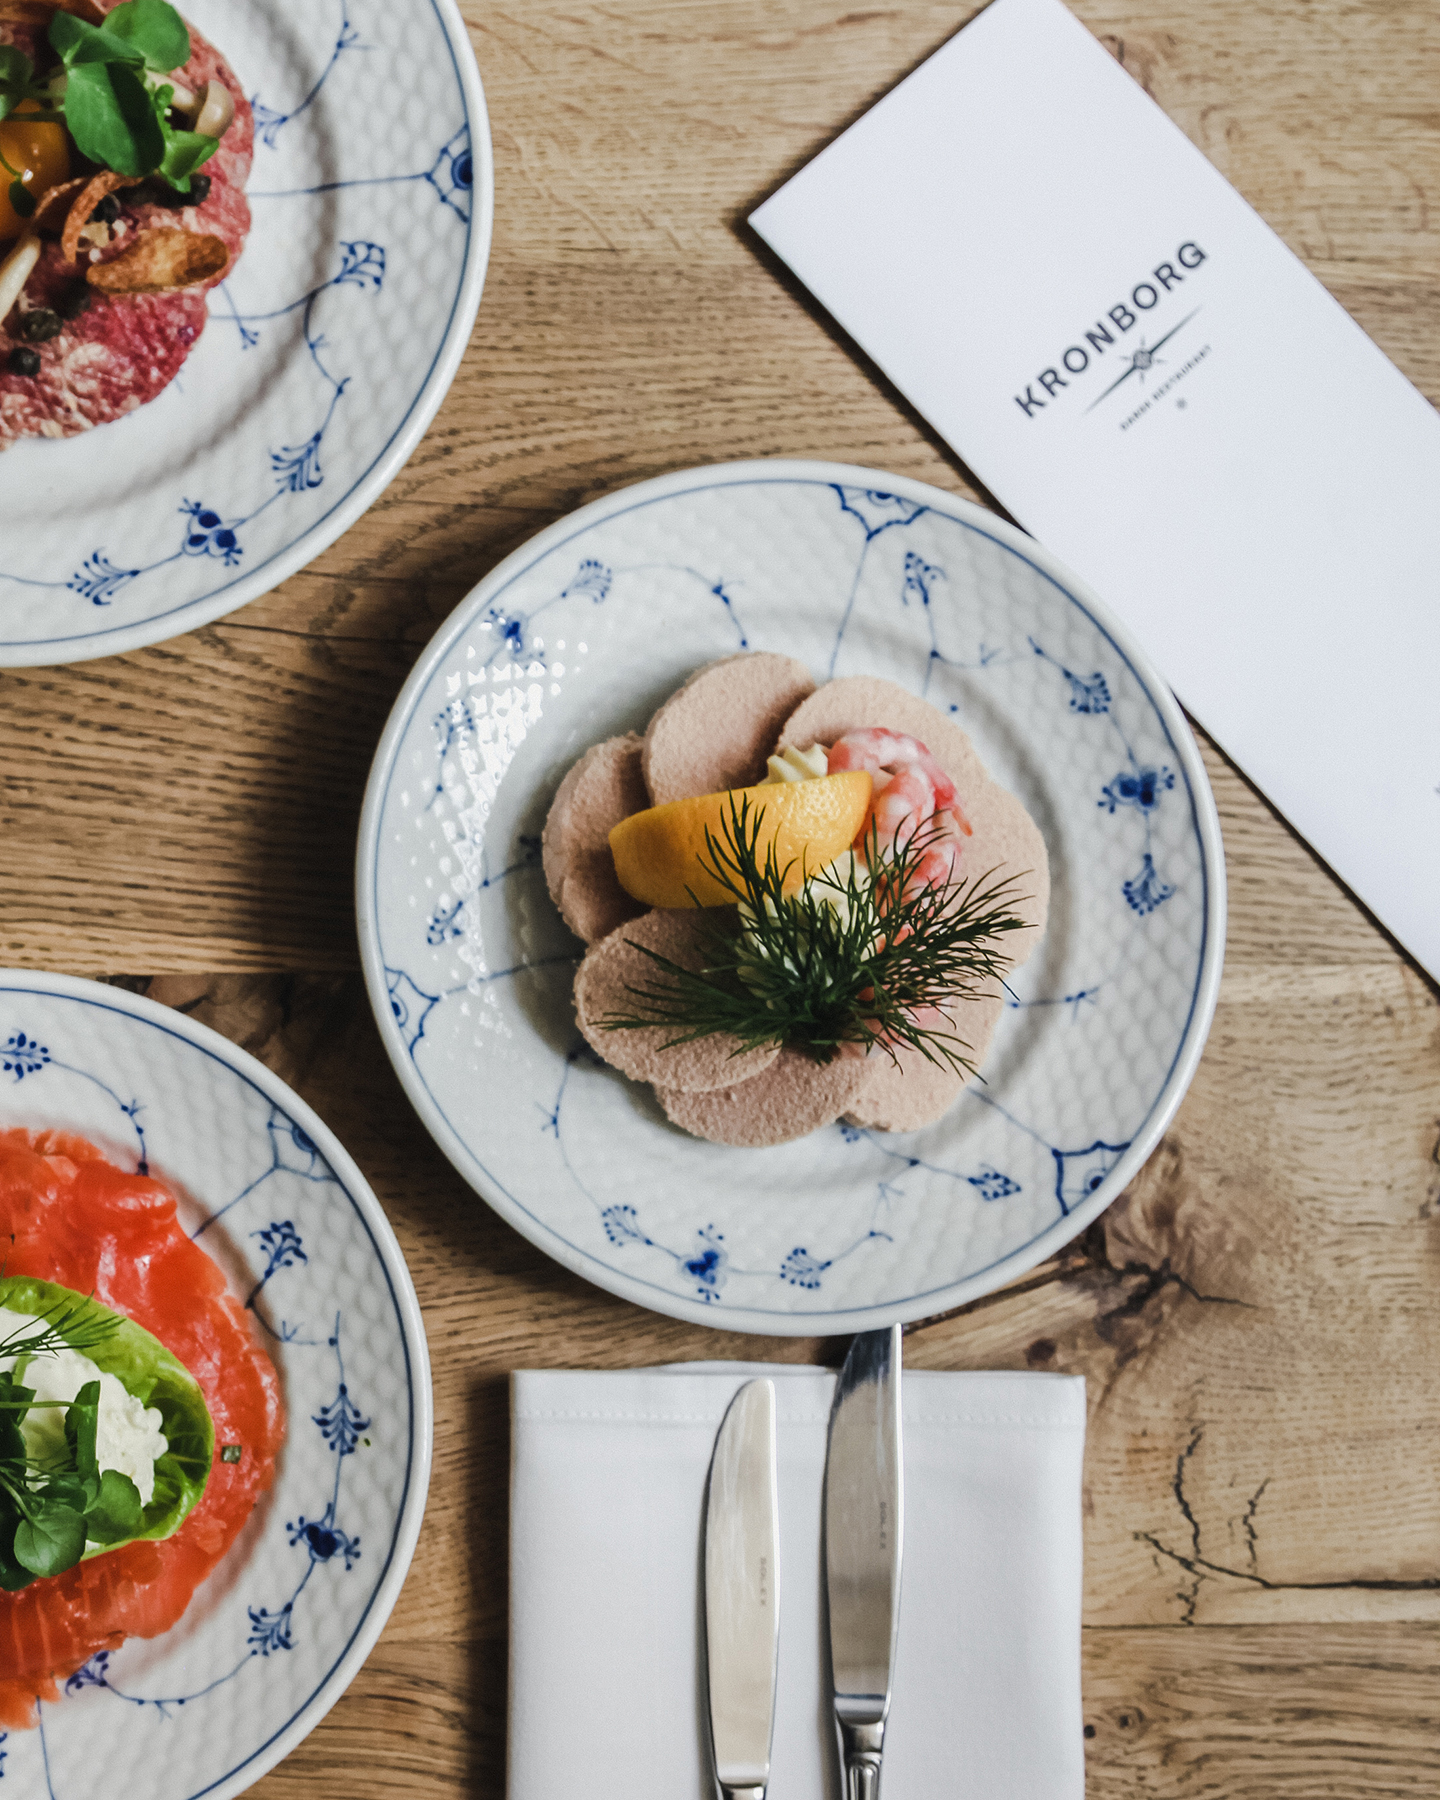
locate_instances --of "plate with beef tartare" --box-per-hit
[0,971,430,1799]
[0,0,491,665]
[356,458,1225,1334]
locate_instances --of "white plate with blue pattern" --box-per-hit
[357,459,1225,1335]
[0,973,431,1799]
[0,0,491,666]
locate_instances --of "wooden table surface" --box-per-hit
[5,0,1439,1792]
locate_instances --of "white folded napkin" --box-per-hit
[509,1363,1086,1798]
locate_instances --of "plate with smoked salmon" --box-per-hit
[0,971,430,1799]
[357,459,1225,1334]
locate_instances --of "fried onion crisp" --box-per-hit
[86,229,229,295]
[27,178,85,237]
[59,172,129,264]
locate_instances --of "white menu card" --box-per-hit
[752,0,1440,979]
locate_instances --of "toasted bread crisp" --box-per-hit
[87,229,230,294]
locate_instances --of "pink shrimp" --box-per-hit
[826,729,972,893]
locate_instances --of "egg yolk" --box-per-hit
[0,110,70,245]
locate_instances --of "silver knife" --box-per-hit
[704,1378,781,1800]
[824,1325,904,1800]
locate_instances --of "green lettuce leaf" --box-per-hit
[0,1276,213,1569]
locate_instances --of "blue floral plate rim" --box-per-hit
[0,970,433,1798]
[356,457,1227,1334]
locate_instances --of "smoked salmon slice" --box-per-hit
[0,1131,283,1727]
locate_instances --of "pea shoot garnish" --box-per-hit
[0,1304,140,1590]
[0,0,222,215]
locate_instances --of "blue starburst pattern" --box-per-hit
[64,1653,112,1696]
[1124,854,1176,916]
[287,1508,361,1571]
[683,1226,728,1302]
[67,551,139,606]
[1,1031,49,1080]
[180,501,244,567]
[1100,766,1175,814]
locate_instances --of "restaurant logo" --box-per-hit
[1012,242,1208,419]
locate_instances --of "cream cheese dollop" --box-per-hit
[0,1305,168,1506]
[762,742,829,784]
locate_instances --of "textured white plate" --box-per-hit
[0,0,492,666]
[0,973,431,1800]
[357,459,1225,1334]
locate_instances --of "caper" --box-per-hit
[91,194,121,225]
[151,174,212,210]
[55,283,93,321]
[7,346,41,378]
[19,310,62,344]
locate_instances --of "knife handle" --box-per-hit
[838,1718,885,1800]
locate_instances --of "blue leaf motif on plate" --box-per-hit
[253,1220,307,1284]
[779,1247,830,1290]
[64,1652,111,1696]
[602,1204,650,1246]
[1100,766,1175,814]
[901,550,944,607]
[560,558,612,604]
[180,501,243,567]
[334,239,386,292]
[427,893,467,946]
[271,430,324,494]
[67,551,139,606]
[967,1168,1021,1202]
[1123,854,1176,916]
[246,1603,295,1657]
[314,1382,370,1458]
[1052,1141,1130,1215]
[1030,640,1111,713]
[684,1226,727,1302]
[1,1031,49,1080]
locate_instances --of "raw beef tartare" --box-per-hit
[0,1,252,443]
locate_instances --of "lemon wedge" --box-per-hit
[608,770,872,909]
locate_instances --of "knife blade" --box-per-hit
[824,1324,903,1800]
[704,1378,781,1800]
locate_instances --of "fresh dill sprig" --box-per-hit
[0,1298,121,1366]
[601,795,1031,1072]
